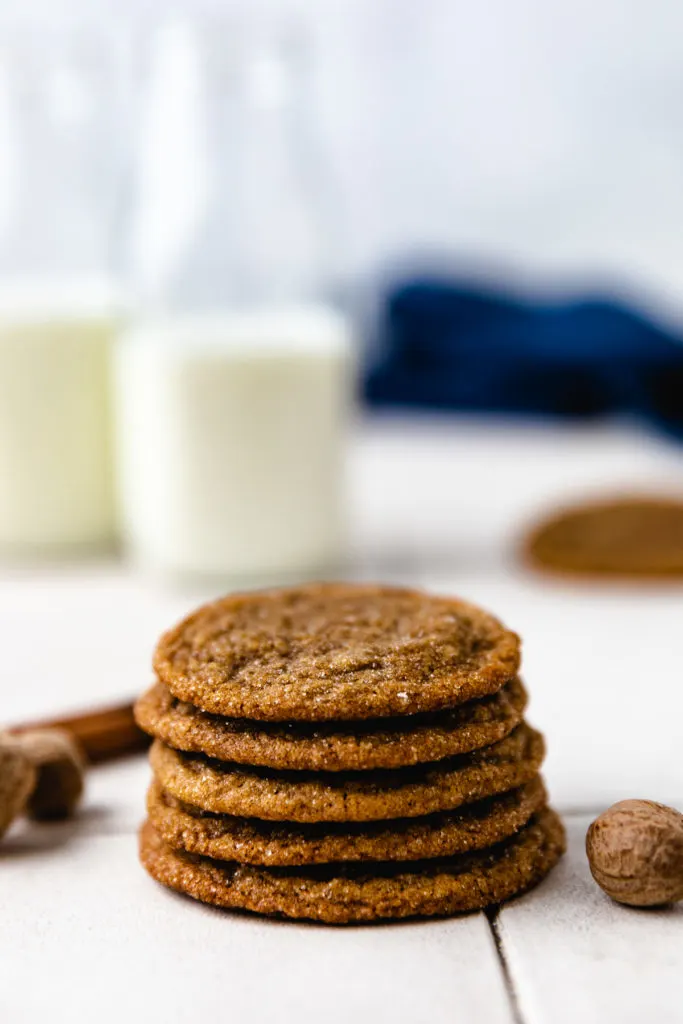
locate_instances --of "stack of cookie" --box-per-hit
[135,584,564,923]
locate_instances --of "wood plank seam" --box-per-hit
[486,908,527,1024]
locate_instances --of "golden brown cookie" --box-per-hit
[153,583,520,721]
[135,678,527,772]
[139,807,565,923]
[524,495,683,578]
[149,723,544,823]
[147,776,547,865]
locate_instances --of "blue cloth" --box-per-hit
[363,279,683,436]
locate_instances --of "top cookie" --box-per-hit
[153,583,520,721]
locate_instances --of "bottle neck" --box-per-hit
[0,16,131,284]
[133,11,335,314]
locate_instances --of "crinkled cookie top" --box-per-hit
[154,583,520,722]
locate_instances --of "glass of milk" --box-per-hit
[0,286,117,556]
[115,6,353,583]
[115,308,351,582]
[0,7,132,556]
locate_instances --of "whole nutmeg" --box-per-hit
[18,729,85,821]
[0,733,37,837]
[586,799,683,907]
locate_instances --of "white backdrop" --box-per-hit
[305,0,683,315]
[3,0,683,316]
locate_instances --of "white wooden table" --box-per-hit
[2,417,682,1024]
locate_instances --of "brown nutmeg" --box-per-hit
[0,733,37,837]
[586,799,683,907]
[19,729,86,821]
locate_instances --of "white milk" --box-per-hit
[0,289,116,555]
[113,306,352,581]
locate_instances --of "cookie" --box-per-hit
[135,677,527,772]
[139,807,565,923]
[524,496,683,577]
[149,723,544,823]
[146,776,547,865]
[153,583,520,721]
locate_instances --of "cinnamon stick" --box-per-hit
[8,700,150,764]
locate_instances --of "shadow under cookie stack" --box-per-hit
[135,583,565,924]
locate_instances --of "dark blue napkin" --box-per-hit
[363,279,683,436]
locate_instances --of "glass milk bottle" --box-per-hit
[0,9,129,555]
[115,8,352,583]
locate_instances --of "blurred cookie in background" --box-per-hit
[523,496,683,578]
